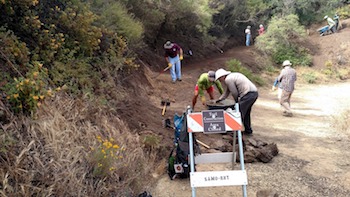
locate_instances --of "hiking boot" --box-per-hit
[178,79,182,82]
[172,80,176,84]
[244,130,253,136]
[283,112,293,117]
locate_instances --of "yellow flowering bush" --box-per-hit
[91,136,125,178]
[4,62,56,114]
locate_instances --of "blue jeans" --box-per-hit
[169,55,181,81]
[246,34,251,46]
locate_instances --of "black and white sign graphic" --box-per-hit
[202,110,226,133]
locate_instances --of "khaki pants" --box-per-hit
[277,88,283,100]
[279,90,293,113]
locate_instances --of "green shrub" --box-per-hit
[0,27,30,77]
[255,14,312,67]
[3,62,55,115]
[272,46,312,67]
[142,134,160,152]
[49,59,98,94]
[226,59,265,86]
[302,72,317,84]
[97,2,144,44]
[336,5,350,19]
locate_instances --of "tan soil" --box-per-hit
[129,19,350,197]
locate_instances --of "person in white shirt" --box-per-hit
[245,26,251,46]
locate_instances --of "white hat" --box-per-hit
[259,24,263,28]
[324,15,328,20]
[282,60,292,67]
[164,41,174,49]
[215,68,231,81]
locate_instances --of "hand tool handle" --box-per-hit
[162,105,167,116]
[196,139,210,149]
[163,65,171,72]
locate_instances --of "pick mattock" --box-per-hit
[152,64,172,79]
[152,59,180,79]
[161,99,170,116]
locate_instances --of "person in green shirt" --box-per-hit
[192,71,224,109]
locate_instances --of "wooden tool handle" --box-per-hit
[162,105,166,116]
[196,139,210,149]
[163,65,171,72]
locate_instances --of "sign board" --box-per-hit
[202,110,226,133]
[190,170,248,187]
[187,110,242,133]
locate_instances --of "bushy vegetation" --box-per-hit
[336,4,350,19]
[255,14,312,67]
[226,59,264,86]
[4,62,55,115]
[1,0,349,196]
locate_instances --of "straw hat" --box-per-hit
[282,60,292,67]
[164,41,174,49]
[215,68,231,81]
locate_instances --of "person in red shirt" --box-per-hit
[258,24,265,35]
[164,41,183,83]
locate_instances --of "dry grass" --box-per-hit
[0,93,157,196]
[331,109,350,138]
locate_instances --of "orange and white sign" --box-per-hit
[187,110,242,133]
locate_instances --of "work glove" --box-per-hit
[168,62,172,68]
[201,97,206,105]
[179,55,183,60]
[271,85,276,91]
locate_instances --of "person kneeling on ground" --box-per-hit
[192,71,224,110]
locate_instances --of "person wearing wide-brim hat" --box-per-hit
[191,71,224,110]
[214,68,258,135]
[273,60,297,117]
[164,41,184,83]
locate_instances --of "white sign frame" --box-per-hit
[190,170,248,187]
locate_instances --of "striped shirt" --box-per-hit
[278,66,297,92]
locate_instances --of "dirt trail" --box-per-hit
[147,20,350,197]
[151,79,350,197]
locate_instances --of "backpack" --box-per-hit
[167,112,200,180]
